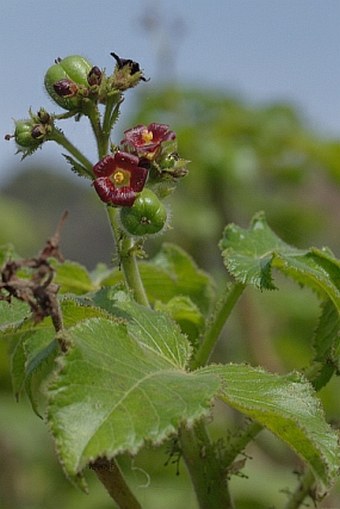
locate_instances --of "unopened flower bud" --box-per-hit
[110,51,147,90]
[172,166,189,178]
[110,52,143,75]
[87,66,102,86]
[37,108,51,124]
[31,124,45,140]
[53,79,78,97]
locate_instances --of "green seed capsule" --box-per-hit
[14,120,42,149]
[120,189,167,236]
[44,55,93,110]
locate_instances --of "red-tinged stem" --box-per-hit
[91,458,142,509]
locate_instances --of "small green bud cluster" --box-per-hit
[6,52,148,159]
[93,122,189,237]
[5,108,54,157]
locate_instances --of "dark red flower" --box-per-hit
[121,123,176,160]
[93,151,148,207]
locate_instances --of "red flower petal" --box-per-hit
[93,155,116,177]
[93,151,145,177]
[110,187,137,207]
[114,151,141,170]
[148,123,176,143]
[93,177,137,207]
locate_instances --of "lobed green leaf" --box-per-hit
[202,363,340,493]
[310,299,340,390]
[47,309,219,486]
[88,290,193,368]
[4,299,111,414]
[220,212,340,309]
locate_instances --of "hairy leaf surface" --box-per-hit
[203,363,340,492]
[4,299,110,413]
[48,312,219,486]
[310,299,340,389]
[220,212,340,309]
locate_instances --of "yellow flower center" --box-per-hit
[112,169,129,187]
[141,129,153,144]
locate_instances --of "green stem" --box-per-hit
[120,237,150,307]
[106,206,149,307]
[91,458,142,509]
[102,96,115,141]
[102,94,123,153]
[191,283,245,370]
[53,110,80,121]
[284,469,315,509]
[180,421,234,509]
[49,128,93,177]
[85,102,106,158]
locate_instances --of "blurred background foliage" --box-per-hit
[1,86,340,508]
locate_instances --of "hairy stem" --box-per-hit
[120,236,150,307]
[106,206,149,307]
[180,421,234,509]
[223,420,263,467]
[86,102,106,159]
[91,458,142,509]
[284,469,316,509]
[191,283,245,370]
[102,94,123,153]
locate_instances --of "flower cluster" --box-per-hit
[92,123,183,207]
[6,52,188,214]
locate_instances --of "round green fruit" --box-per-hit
[44,55,93,110]
[120,189,167,236]
[14,120,42,149]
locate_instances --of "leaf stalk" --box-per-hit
[91,458,142,509]
[191,283,245,370]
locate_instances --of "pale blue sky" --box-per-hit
[1,0,340,183]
